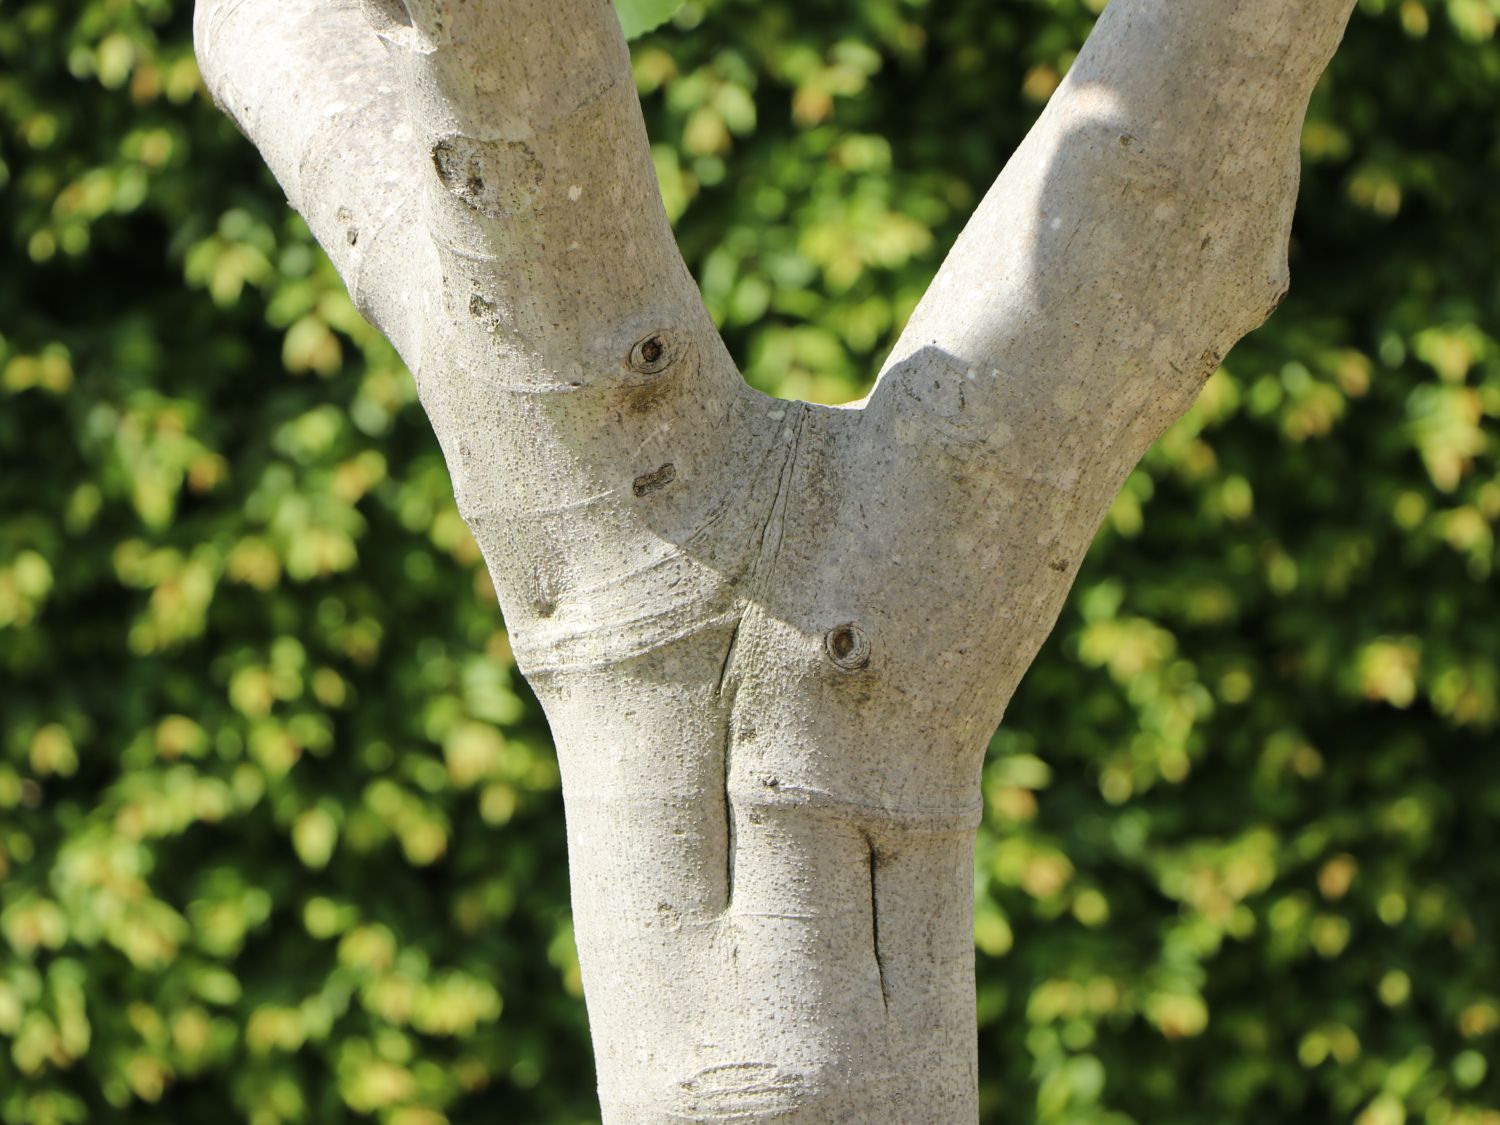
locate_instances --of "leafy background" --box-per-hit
[3,0,1499,1122]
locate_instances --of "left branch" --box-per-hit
[197,0,756,645]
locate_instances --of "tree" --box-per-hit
[194,0,1355,1120]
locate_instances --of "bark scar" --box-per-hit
[430,135,542,218]
[632,462,676,497]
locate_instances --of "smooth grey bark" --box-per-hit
[194,0,1357,1120]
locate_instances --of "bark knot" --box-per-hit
[336,206,358,246]
[825,623,871,673]
[628,331,674,375]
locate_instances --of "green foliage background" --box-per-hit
[3,0,1499,1121]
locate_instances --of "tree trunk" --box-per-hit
[193,0,1357,1119]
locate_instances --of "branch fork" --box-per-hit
[195,1,1357,1119]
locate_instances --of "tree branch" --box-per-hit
[874,0,1358,441]
[195,0,750,633]
[848,0,1358,699]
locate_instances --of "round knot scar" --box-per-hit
[629,332,673,375]
[824,623,871,672]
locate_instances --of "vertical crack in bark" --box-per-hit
[748,405,808,588]
[714,619,742,702]
[716,617,743,911]
[723,732,737,911]
[868,837,889,1012]
[720,406,808,917]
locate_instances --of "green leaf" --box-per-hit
[613,0,684,39]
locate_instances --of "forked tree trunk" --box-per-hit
[194,1,1356,1119]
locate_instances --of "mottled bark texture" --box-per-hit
[194,1,1356,1119]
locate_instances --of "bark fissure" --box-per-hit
[868,837,889,1013]
[722,737,736,913]
[716,617,744,910]
[715,402,808,916]
[714,618,742,703]
[747,403,808,592]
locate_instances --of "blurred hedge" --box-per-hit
[2,1,1499,1122]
